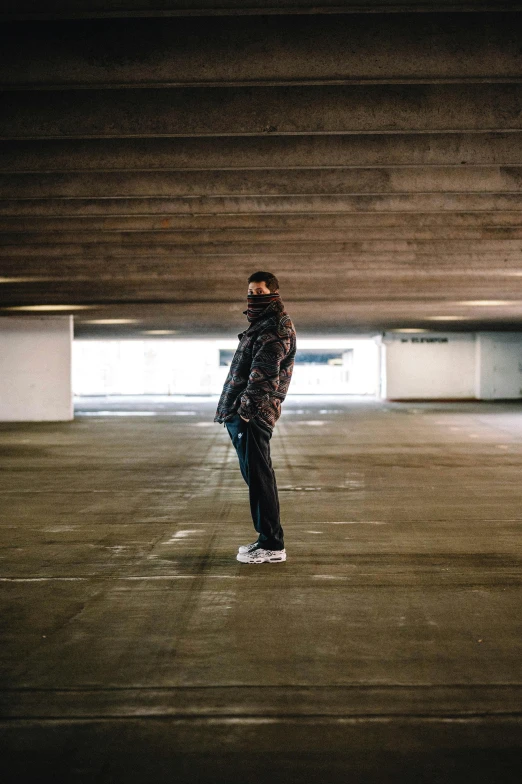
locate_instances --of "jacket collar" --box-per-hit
[238,298,284,338]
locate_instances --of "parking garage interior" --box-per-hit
[1,2,522,782]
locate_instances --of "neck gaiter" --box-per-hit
[246,291,281,323]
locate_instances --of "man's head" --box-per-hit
[247,271,280,296]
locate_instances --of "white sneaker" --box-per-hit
[236,545,287,564]
[237,541,260,554]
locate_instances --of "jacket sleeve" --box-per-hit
[237,331,291,420]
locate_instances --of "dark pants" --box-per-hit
[225,413,285,550]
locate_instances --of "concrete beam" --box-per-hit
[1,212,522,232]
[2,194,522,217]
[7,267,522,280]
[3,258,522,282]
[2,299,521,334]
[0,311,512,339]
[3,298,522,321]
[2,168,522,199]
[3,281,522,300]
[3,289,522,322]
[2,274,522,299]
[2,271,522,289]
[69,318,522,337]
[2,1,521,20]
[3,134,522,172]
[2,238,522,256]
[1,14,522,88]
[2,85,522,139]
[3,227,522,242]
[0,194,522,219]
[4,269,522,284]
[71,317,522,338]
[1,265,522,280]
[68,307,522,336]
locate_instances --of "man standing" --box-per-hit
[214,271,297,564]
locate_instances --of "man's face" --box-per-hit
[248,281,274,295]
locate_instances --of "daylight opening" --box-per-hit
[73,338,381,397]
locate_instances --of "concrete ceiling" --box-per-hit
[1,1,522,337]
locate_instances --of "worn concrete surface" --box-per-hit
[3,84,522,139]
[2,8,522,336]
[2,134,522,173]
[4,13,522,89]
[1,395,521,782]
[2,1,519,18]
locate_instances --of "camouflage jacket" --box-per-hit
[214,298,297,430]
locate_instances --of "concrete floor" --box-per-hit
[1,395,521,783]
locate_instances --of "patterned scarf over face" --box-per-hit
[246,291,281,323]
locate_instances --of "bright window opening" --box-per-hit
[72,338,381,397]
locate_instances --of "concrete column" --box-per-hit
[475,332,522,400]
[0,315,73,422]
[382,332,476,400]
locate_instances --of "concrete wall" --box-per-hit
[476,332,522,400]
[383,331,522,400]
[383,332,476,400]
[0,316,73,422]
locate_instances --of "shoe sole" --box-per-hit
[236,552,287,563]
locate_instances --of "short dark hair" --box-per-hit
[248,270,280,292]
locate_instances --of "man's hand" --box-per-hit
[240,415,249,422]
